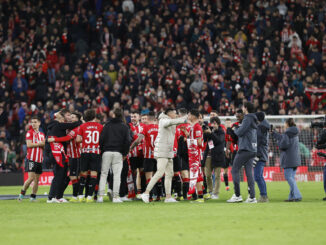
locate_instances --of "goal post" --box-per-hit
[214,115,326,182]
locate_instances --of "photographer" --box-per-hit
[271,118,302,202]
[203,116,226,199]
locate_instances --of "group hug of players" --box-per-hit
[18,102,271,203]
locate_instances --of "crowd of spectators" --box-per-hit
[0,0,326,170]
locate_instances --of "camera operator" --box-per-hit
[203,116,226,199]
[315,124,326,201]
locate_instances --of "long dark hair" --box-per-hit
[286,118,296,127]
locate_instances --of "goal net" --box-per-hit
[218,115,325,182]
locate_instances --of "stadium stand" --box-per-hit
[0,0,326,170]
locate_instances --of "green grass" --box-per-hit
[0,182,326,245]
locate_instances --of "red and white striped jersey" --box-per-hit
[173,123,191,156]
[26,129,45,163]
[129,122,144,158]
[66,126,81,159]
[78,122,103,155]
[188,123,203,163]
[141,123,158,159]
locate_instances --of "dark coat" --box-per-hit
[272,126,301,169]
[257,119,270,162]
[204,126,226,168]
[99,118,131,156]
[235,113,258,152]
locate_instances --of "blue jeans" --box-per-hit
[254,161,267,196]
[324,165,326,193]
[284,168,302,200]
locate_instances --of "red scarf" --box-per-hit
[50,142,68,167]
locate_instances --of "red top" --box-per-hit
[188,123,203,161]
[225,122,239,153]
[129,122,144,158]
[140,123,158,159]
[78,122,103,155]
[173,123,191,155]
[26,129,45,163]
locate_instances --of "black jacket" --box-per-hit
[99,118,131,156]
[257,119,270,162]
[44,120,81,156]
[204,126,226,168]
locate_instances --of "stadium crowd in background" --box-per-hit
[0,0,326,168]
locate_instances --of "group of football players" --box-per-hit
[18,107,243,203]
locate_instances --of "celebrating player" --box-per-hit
[47,112,82,202]
[77,109,103,202]
[131,111,159,201]
[18,116,45,202]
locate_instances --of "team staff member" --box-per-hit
[18,116,45,202]
[46,109,80,203]
[48,112,82,202]
[254,112,270,203]
[77,109,103,202]
[98,108,131,203]
[228,102,258,203]
[203,116,226,200]
[142,108,187,203]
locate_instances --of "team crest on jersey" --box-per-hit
[195,131,201,137]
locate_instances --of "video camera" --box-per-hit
[202,121,210,131]
[310,116,326,128]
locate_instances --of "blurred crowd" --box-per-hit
[0,0,326,170]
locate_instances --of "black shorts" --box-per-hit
[143,158,157,172]
[180,157,189,171]
[80,153,101,172]
[69,158,80,176]
[26,160,43,174]
[129,157,143,171]
[173,157,181,172]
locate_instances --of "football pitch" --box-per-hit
[0,182,325,245]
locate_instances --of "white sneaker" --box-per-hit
[107,190,113,201]
[211,194,219,200]
[141,193,150,203]
[227,194,243,203]
[58,198,68,203]
[120,196,132,202]
[113,197,123,203]
[244,197,257,203]
[164,197,178,203]
[47,198,61,203]
[136,193,142,200]
[30,197,38,202]
[97,196,103,203]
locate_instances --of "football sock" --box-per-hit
[78,175,87,196]
[88,176,97,196]
[182,178,189,199]
[224,173,229,186]
[203,176,207,194]
[72,179,79,197]
[21,190,26,195]
[30,194,36,199]
[198,191,203,199]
